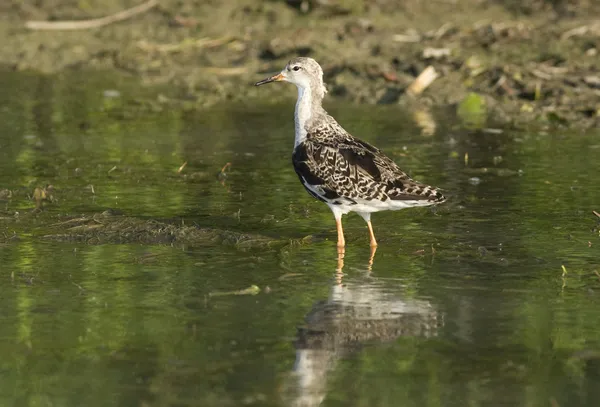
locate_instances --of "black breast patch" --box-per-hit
[293,144,324,186]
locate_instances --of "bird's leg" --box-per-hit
[329,205,346,250]
[358,212,378,248]
[335,220,345,284]
[366,219,377,248]
[335,216,346,249]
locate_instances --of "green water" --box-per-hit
[1,70,600,407]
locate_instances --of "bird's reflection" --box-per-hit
[336,246,376,278]
[283,248,442,407]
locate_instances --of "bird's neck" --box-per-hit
[294,85,324,148]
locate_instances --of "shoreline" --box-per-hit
[2,0,598,128]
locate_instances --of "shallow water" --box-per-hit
[1,71,600,407]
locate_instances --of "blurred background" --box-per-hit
[1,0,599,126]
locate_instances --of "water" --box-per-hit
[1,70,600,407]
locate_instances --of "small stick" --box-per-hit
[202,67,247,76]
[137,36,233,53]
[72,281,85,292]
[593,210,600,218]
[25,0,158,31]
[406,66,438,97]
[561,25,589,40]
[392,33,421,43]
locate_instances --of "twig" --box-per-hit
[25,0,158,31]
[432,23,454,40]
[72,281,85,292]
[392,32,421,43]
[406,66,438,97]
[593,210,600,218]
[493,75,516,96]
[561,25,589,40]
[202,67,247,76]
[422,48,451,59]
[137,36,233,53]
[530,69,552,80]
[208,285,260,297]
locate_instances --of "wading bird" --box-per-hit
[255,57,445,251]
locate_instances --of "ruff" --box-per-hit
[256,57,445,249]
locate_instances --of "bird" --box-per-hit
[255,57,445,250]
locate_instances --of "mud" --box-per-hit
[1,0,599,128]
[0,208,308,250]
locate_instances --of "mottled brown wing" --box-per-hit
[339,137,445,202]
[293,128,445,203]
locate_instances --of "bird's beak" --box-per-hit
[255,72,285,86]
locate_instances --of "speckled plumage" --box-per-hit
[292,119,445,212]
[256,57,445,248]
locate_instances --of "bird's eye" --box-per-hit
[292,66,301,71]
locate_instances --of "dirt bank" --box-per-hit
[2,0,599,128]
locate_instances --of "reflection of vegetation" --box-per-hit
[457,92,487,129]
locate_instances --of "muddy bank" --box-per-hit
[2,0,599,128]
[0,188,305,248]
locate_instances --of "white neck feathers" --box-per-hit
[294,85,312,148]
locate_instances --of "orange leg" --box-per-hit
[335,217,345,283]
[357,212,378,248]
[335,217,346,249]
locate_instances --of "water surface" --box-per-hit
[1,71,600,407]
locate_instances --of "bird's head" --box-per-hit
[255,57,327,98]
